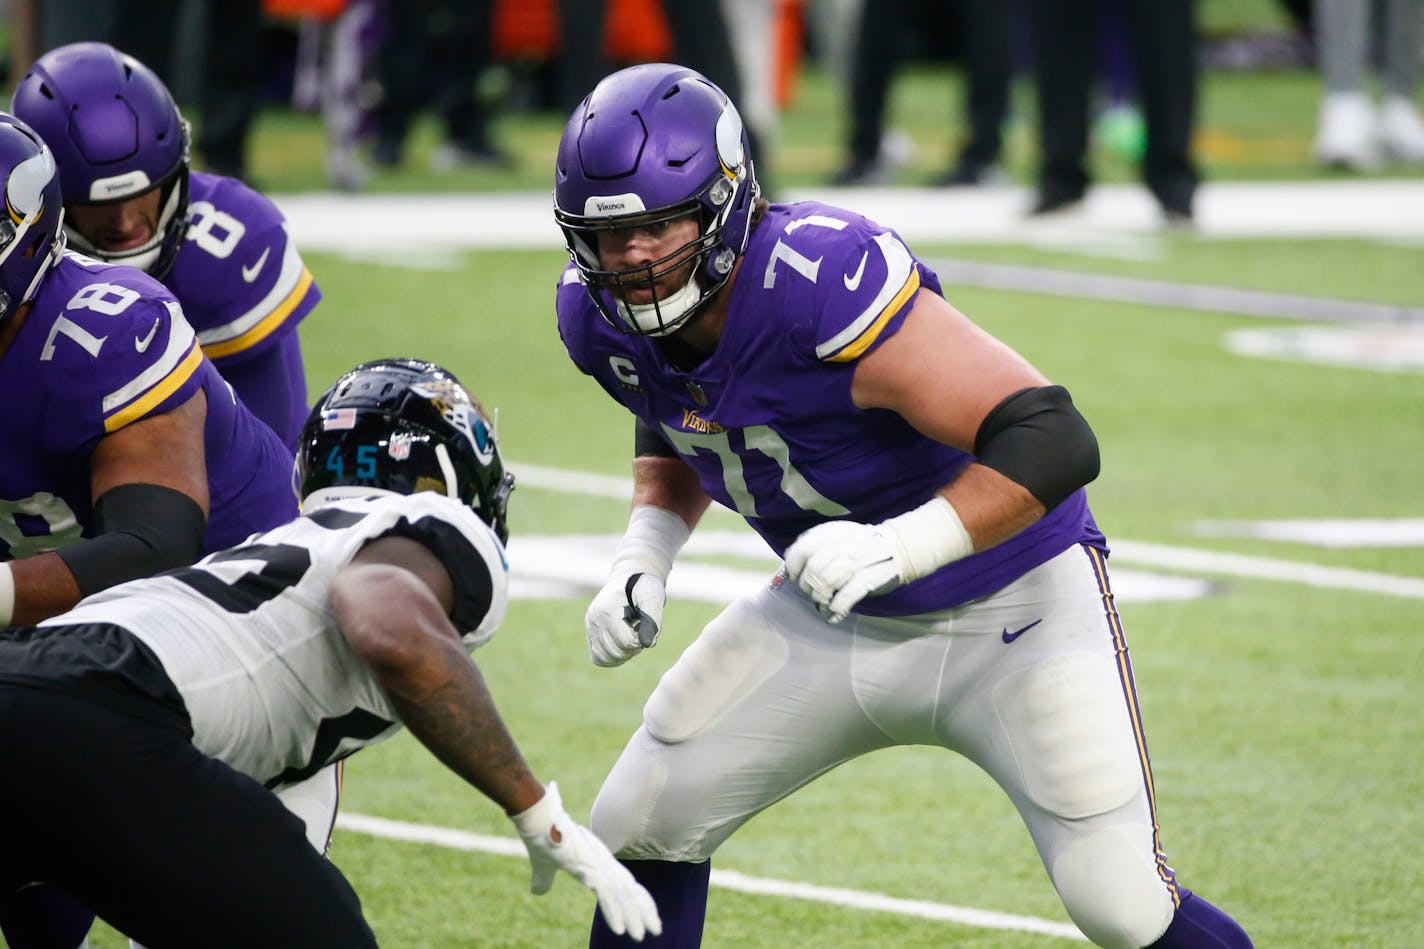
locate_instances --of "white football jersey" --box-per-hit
[43,492,509,789]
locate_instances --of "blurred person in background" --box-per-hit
[109,0,264,182]
[369,0,512,172]
[14,41,320,450]
[831,0,1016,188]
[1029,0,1199,224]
[287,0,384,191]
[555,0,772,189]
[1311,0,1424,170]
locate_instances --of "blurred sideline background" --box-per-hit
[5,0,1418,194]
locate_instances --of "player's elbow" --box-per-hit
[331,564,447,673]
[973,385,1100,511]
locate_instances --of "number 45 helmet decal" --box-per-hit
[296,359,516,544]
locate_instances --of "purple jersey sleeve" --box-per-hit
[0,253,296,561]
[556,202,1104,615]
[166,172,317,446]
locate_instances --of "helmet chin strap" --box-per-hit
[619,273,705,336]
[434,443,461,500]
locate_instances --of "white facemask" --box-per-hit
[616,272,705,336]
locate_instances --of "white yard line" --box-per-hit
[277,181,1424,322]
[510,462,1424,600]
[275,180,1424,253]
[925,257,1424,325]
[335,812,1088,942]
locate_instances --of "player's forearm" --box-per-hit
[382,638,545,816]
[940,463,1047,552]
[631,455,709,532]
[5,552,84,625]
[334,566,544,815]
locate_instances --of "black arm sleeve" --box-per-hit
[634,417,679,458]
[973,385,1100,510]
[56,483,207,597]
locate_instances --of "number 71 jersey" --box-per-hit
[556,201,1099,615]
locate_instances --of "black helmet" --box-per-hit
[296,358,514,543]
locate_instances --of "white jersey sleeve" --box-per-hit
[45,492,509,788]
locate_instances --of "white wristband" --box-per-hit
[0,561,15,627]
[611,505,691,579]
[879,496,975,583]
[510,781,558,836]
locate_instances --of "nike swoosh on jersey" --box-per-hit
[241,246,271,283]
[1001,618,1043,643]
[134,319,161,353]
[843,251,868,291]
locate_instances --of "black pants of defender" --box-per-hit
[0,686,375,949]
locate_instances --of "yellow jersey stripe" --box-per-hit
[104,342,204,433]
[824,268,921,363]
[202,266,313,360]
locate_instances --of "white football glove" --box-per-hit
[586,506,689,667]
[783,497,974,623]
[587,570,666,667]
[512,782,662,942]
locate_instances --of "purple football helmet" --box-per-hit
[12,42,190,278]
[0,115,66,324]
[554,63,759,336]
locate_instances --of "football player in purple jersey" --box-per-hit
[0,113,298,949]
[553,64,1253,949]
[13,41,320,450]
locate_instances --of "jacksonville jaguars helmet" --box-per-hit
[12,42,191,278]
[554,62,759,336]
[0,115,66,324]
[296,359,515,544]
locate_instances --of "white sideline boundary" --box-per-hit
[335,812,1088,941]
[511,462,1424,600]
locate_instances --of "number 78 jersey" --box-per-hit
[0,253,297,560]
[556,201,1100,616]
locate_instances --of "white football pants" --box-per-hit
[592,545,1183,948]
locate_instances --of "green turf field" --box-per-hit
[77,47,1424,949]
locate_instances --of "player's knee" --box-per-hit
[1049,827,1175,948]
[590,728,723,862]
[590,728,680,857]
[643,601,788,744]
[589,765,650,854]
[992,652,1141,818]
